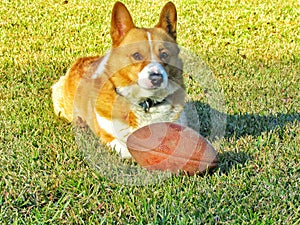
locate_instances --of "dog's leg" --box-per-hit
[52,75,73,122]
[108,139,132,159]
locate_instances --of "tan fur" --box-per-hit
[52,2,185,158]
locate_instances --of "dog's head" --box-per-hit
[106,2,184,108]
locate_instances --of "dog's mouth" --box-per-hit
[115,86,168,112]
[138,98,167,112]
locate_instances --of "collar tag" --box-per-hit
[139,99,154,112]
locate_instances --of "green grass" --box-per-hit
[1,0,299,224]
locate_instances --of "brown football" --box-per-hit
[126,122,219,175]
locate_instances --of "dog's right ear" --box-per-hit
[110,2,135,47]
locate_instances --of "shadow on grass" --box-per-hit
[193,101,299,173]
[194,101,299,139]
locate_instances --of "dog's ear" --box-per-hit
[155,2,177,41]
[110,2,135,47]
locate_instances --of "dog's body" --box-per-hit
[52,2,185,158]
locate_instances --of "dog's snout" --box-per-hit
[138,62,168,89]
[149,72,163,86]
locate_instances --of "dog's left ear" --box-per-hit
[155,2,177,41]
[110,2,135,47]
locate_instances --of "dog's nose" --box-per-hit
[149,72,163,87]
[138,62,168,89]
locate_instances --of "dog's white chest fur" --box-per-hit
[95,101,183,158]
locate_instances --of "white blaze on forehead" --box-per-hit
[137,31,168,89]
[147,32,156,61]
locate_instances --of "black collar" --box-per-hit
[139,98,166,112]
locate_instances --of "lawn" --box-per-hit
[1,0,299,224]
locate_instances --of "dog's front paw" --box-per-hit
[108,139,132,159]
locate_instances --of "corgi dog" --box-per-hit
[52,1,185,158]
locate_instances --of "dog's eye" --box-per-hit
[159,51,169,60]
[132,52,143,61]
